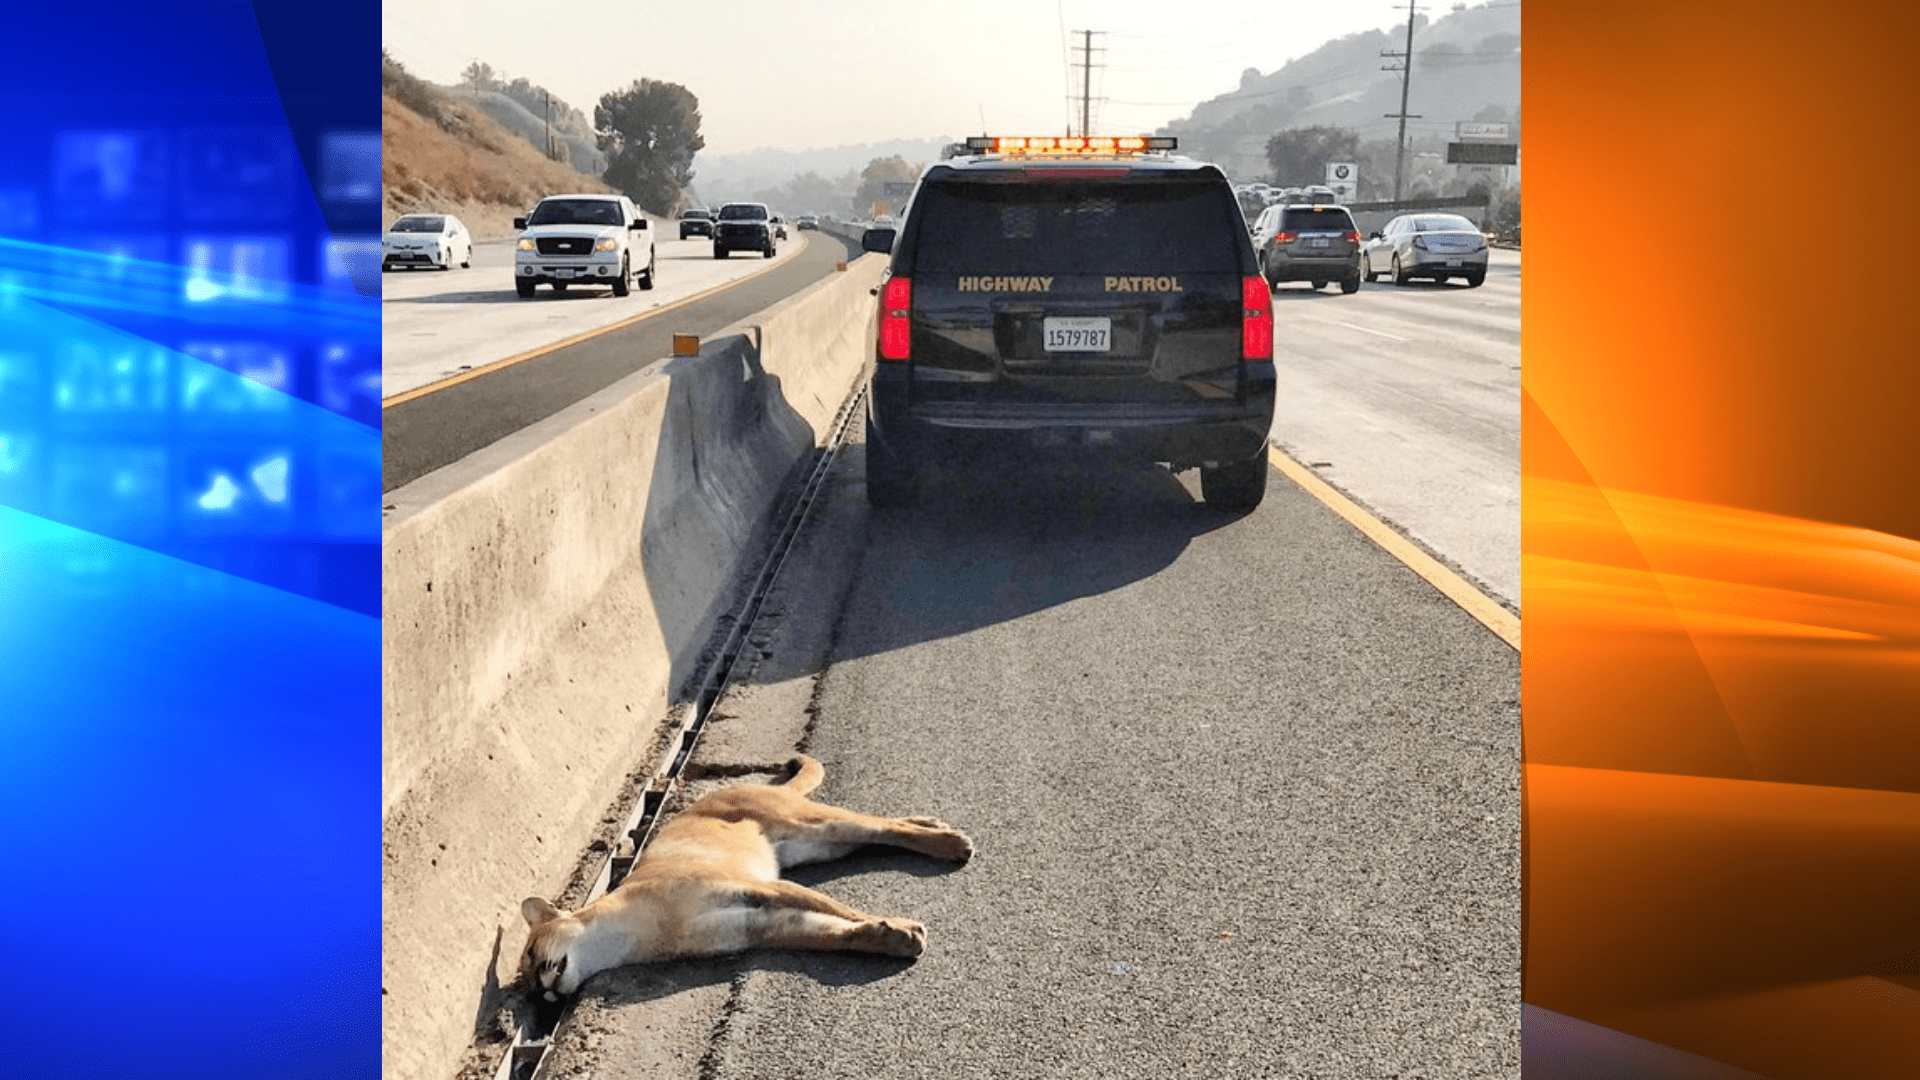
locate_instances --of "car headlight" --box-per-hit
[518,239,536,252]
[593,238,619,252]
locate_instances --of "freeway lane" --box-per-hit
[1273,249,1521,607]
[380,230,815,400]
[381,229,860,491]
[541,446,1523,1078]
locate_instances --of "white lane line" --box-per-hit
[1332,321,1410,343]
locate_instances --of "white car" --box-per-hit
[513,193,655,298]
[382,213,472,271]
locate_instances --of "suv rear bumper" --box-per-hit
[679,221,713,238]
[1267,253,1360,282]
[868,363,1276,469]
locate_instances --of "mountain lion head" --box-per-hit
[519,897,587,1001]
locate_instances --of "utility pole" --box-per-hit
[1381,0,1422,203]
[1073,30,1104,137]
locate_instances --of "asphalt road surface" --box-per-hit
[538,441,1523,1079]
[1273,249,1521,608]
[381,229,860,491]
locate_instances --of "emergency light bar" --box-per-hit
[964,135,1177,155]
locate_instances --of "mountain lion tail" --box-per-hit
[780,755,824,796]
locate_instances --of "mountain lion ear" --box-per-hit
[521,897,563,926]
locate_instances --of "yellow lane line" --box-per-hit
[381,234,813,409]
[1267,445,1521,652]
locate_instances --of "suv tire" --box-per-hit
[515,278,536,298]
[1200,457,1267,513]
[639,253,655,290]
[1465,270,1485,288]
[611,253,631,297]
[714,245,727,259]
[1340,272,1360,295]
[763,242,775,259]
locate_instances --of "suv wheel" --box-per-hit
[515,278,535,298]
[864,416,916,508]
[1465,270,1485,288]
[714,245,727,259]
[1339,272,1360,295]
[612,253,631,297]
[763,242,775,259]
[639,252,656,290]
[1200,457,1267,513]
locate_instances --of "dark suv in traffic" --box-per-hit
[678,207,713,239]
[861,136,1276,511]
[1250,202,1362,293]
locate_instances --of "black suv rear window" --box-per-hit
[910,178,1243,274]
[1281,207,1355,232]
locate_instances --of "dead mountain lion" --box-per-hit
[520,755,973,1000]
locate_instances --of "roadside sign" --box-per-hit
[1446,142,1518,165]
[1326,162,1357,202]
[1456,122,1510,141]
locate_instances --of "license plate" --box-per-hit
[1043,317,1110,352]
[1445,259,1462,267]
[1312,238,1329,248]
[554,267,577,278]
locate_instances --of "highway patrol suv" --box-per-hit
[512,193,655,298]
[861,135,1276,511]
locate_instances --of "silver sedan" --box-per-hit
[1360,213,1488,287]
[382,213,473,271]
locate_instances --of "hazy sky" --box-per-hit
[382,0,1423,157]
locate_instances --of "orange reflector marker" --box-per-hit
[672,333,700,356]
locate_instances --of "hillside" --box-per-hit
[689,138,952,208]
[1162,1,1520,183]
[382,93,614,240]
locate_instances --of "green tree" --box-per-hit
[1263,125,1360,187]
[460,60,497,93]
[596,79,705,214]
[852,156,920,215]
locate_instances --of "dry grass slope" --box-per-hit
[383,94,614,241]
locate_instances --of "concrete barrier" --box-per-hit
[381,250,886,1080]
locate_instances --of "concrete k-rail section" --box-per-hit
[380,250,886,1080]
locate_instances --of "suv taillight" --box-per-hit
[1276,231,1298,243]
[1242,276,1272,361]
[1344,230,1359,243]
[878,276,912,361]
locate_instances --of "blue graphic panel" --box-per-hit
[0,2,380,1077]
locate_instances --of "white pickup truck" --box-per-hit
[512,193,656,298]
